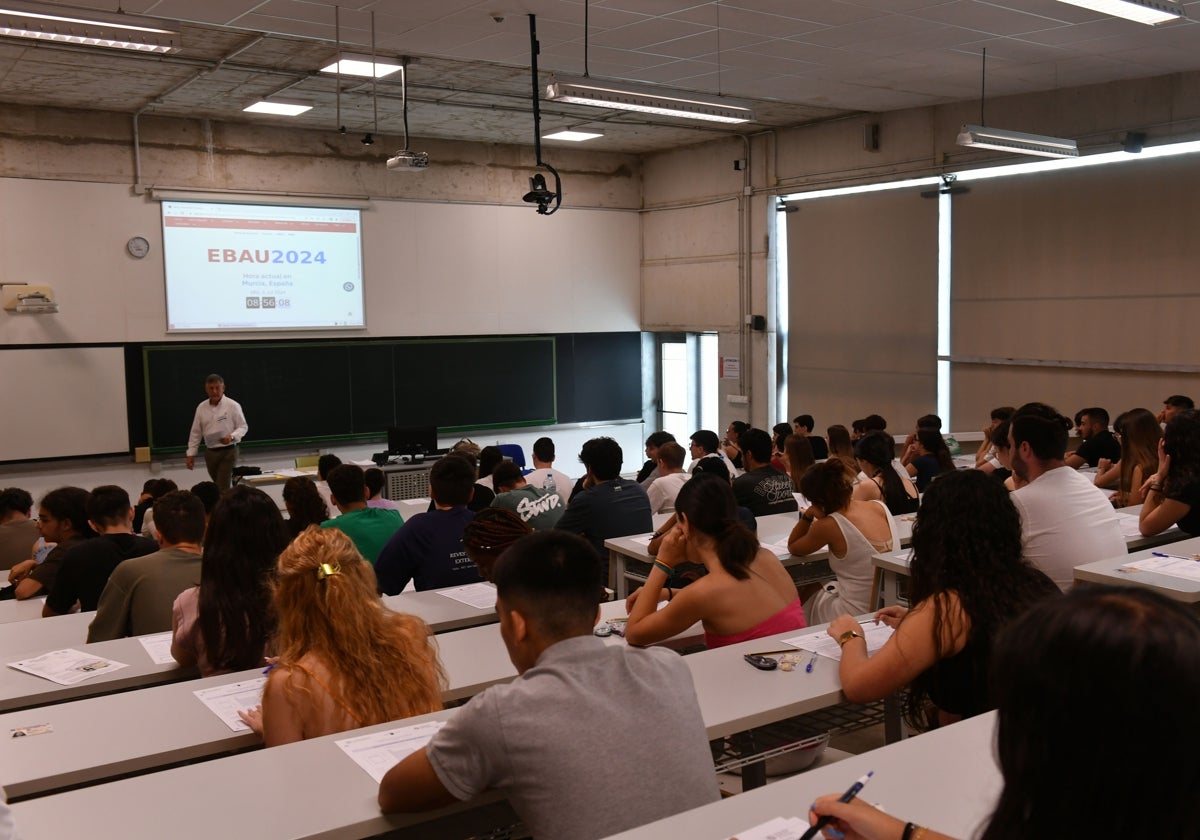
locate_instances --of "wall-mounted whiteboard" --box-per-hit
[0,347,128,461]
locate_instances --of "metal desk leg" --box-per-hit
[609,549,626,600]
[884,693,906,743]
[741,760,767,790]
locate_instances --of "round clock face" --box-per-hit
[127,236,151,259]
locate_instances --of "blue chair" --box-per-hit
[497,443,527,470]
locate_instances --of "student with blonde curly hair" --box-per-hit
[238,527,445,745]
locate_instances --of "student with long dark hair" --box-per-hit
[172,484,289,676]
[808,587,1200,839]
[282,476,329,539]
[1096,407,1159,507]
[624,473,804,648]
[1140,407,1200,536]
[826,470,1058,729]
[852,431,919,514]
[905,428,955,492]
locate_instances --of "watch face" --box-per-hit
[127,236,150,258]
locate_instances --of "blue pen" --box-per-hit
[801,771,873,840]
[805,652,818,673]
[1152,551,1199,562]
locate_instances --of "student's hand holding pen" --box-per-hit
[873,606,907,629]
[809,795,951,840]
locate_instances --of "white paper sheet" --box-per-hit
[193,677,268,732]
[726,816,810,840]
[138,631,176,665]
[336,720,447,783]
[629,534,652,546]
[761,540,792,559]
[435,583,498,610]
[8,649,130,685]
[275,468,307,477]
[781,623,895,662]
[1121,553,1200,583]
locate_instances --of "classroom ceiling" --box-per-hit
[3,0,1200,154]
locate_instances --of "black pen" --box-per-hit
[800,770,874,840]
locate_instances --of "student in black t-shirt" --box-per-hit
[1066,407,1121,468]
[732,428,798,516]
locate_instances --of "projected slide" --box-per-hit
[162,200,365,332]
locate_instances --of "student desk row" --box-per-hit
[1074,535,1200,606]
[869,507,1191,609]
[606,512,915,600]
[603,711,1000,840]
[0,612,870,816]
[0,594,49,625]
[0,587,502,714]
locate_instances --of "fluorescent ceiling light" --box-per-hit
[1055,0,1184,25]
[320,52,402,79]
[0,1,178,52]
[546,75,753,124]
[542,129,603,142]
[243,100,312,116]
[957,124,1080,159]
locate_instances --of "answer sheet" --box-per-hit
[8,649,130,685]
[436,583,498,610]
[726,816,810,840]
[781,623,895,662]
[336,720,447,783]
[1121,553,1200,583]
[193,677,267,732]
[138,632,176,665]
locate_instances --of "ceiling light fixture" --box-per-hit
[0,1,178,53]
[542,128,603,142]
[547,75,753,124]
[243,100,312,116]
[957,48,1078,159]
[1055,0,1184,25]
[957,125,1079,158]
[319,52,402,79]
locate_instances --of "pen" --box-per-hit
[805,652,818,673]
[1151,551,1199,562]
[800,771,874,840]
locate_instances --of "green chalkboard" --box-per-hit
[138,333,640,453]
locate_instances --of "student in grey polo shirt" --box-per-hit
[378,531,719,839]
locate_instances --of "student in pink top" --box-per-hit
[623,473,804,648]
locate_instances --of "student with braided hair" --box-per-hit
[237,527,445,745]
[462,507,532,582]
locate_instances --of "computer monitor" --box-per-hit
[387,425,437,456]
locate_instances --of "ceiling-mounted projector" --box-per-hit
[387,150,429,171]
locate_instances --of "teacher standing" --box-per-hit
[185,374,248,491]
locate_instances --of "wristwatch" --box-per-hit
[836,630,864,647]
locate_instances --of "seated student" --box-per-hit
[439,441,496,512]
[490,461,565,530]
[523,436,574,501]
[783,433,816,493]
[852,430,919,514]
[462,507,532,582]
[282,476,329,539]
[189,481,221,519]
[687,429,724,473]
[139,478,181,543]
[722,420,750,472]
[827,424,858,468]
[646,457,758,559]
[974,406,1015,468]
[319,465,403,564]
[4,486,94,601]
[823,471,1058,729]
[556,437,653,576]
[172,485,288,676]
[1008,402,1124,591]
[977,420,1017,490]
[0,487,39,573]
[789,461,899,624]
[624,474,805,648]
[363,468,401,511]
[474,446,505,491]
[43,485,158,616]
[238,527,445,745]
[1158,393,1194,426]
[313,453,342,518]
[377,531,720,839]
[375,454,479,594]
[904,428,955,492]
[646,441,688,514]
[87,491,205,641]
[636,431,676,487]
[770,423,791,472]
[1066,406,1122,469]
[732,428,799,516]
[808,587,1200,840]
[792,414,829,459]
[132,478,175,535]
[1140,408,1200,537]
[1096,407,1159,507]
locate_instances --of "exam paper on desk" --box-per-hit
[1122,554,1200,583]
[138,631,176,665]
[194,677,267,732]
[727,816,810,840]
[782,624,895,662]
[336,720,447,783]
[8,649,130,685]
[436,583,498,610]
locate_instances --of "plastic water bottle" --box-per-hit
[543,472,556,493]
